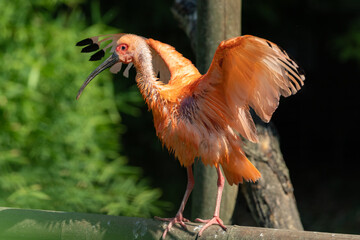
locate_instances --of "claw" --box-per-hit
[155,214,189,239]
[195,216,227,237]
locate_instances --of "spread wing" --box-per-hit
[146,38,200,86]
[192,35,305,142]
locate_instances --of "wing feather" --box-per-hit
[146,38,200,86]
[192,35,305,142]
[77,33,124,62]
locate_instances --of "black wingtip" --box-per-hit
[81,44,99,53]
[76,38,93,46]
[89,50,105,61]
[266,41,273,48]
[297,66,306,77]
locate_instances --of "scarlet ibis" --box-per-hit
[76,33,304,238]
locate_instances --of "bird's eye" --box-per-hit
[117,44,128,52]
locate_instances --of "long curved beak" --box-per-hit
[76,52,119,100]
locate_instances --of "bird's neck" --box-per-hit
[133,46,163,110]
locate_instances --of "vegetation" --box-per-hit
[0,0,167,217]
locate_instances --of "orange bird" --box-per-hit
[76,33,304,238]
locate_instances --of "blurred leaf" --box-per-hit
[0,0,165,217]
[335,18,360,64]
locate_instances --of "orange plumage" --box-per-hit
[76,33,304,238]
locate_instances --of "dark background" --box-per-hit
[88,0,360,234]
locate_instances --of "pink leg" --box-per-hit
[155,166,194,239]
[195,166,227,236]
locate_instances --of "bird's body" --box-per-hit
[76,33,304,238]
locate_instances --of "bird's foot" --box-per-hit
[155,213,189,239]
[195,216,227,237]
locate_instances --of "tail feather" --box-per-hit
[221,150,261,185]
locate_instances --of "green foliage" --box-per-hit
[0,0,167,217]
[335,18,360,64]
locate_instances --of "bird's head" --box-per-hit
[113,34,144,64]
[76,34,149,100]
